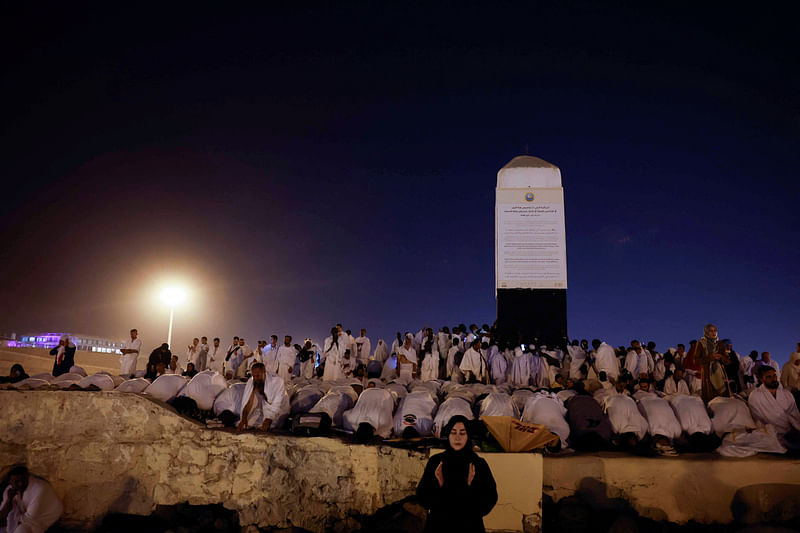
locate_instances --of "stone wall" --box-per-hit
[0,390,426,532]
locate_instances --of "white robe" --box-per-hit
[510,348,531,387]
[633,391,682,439]
[601,390,649,440]
[276,345,298,383]
[213,382,247,417]
[625,350,654,378]
[708,396,756,435]
[396,346,417,383]
[239,375,289,429]
[120,337,141,376]
[207,345,225,374]
[489,346,508,385]
[479,392,518,418]
[521,392,570,443]
[310,386,358,427]
[179,371,228,410]
[437,332,451,360]
[432,397,474,438]
[420,353,439,382]
[342,388,396,438]
[145,374,188,403]
[446,346,461,378]
[593,342,619,379]
[2,476,63,533]
[567,345,586,380]
[322,337,344,382]
[781,353,800,392]
[353,336,371,366]
[748,385,800,436]
[373,339,389,363]
[392,390,437,437]
[663,377,690,396]
[115,377,151,393]
[668,394,712,435]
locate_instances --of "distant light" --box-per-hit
[159,286,187,307]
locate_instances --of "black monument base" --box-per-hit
[496,288,567,348]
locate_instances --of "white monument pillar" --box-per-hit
[495,155,568,346]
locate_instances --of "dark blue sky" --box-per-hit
[1,3,797,363]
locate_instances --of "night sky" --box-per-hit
[1,3,797,363]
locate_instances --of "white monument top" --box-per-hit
[497,155,562,189]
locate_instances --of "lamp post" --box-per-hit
[159,287,186,348]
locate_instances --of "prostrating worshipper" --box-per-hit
[290,382,325,416]
[76,373,116,391]
[179,370,228,411]
[182,362,198,378]
[342,386,396,442]
[0,364,29,384]
[393,390,438,438]
[433,397,474,438]
[322,327,344,382]
[694,324,731,403]
[207,337,225,374]
[591,339,620,380]
[632,379,681,455]
[49,334,76,377]
[520,391,570,449]
[0,465,63,533]
[663,368,690,396]
[236,363,289,432]
[145,373,188,403]
[119,328,141,378]
[478,392,518,418]
[309,384,359,428]
[748,366,800,449]
[416,415,497,533]
[212,382,247,427]
[624,340,654,381]
[354,329,371,367]
[708,396,757,436]
[565,394,613,451]
[596,375,649,449]
[146,343,172,381]
[186,337,200,369]
[115,377,151,393]
[276,336,298,383]
[667,394,717,451]
[397,335,418,384]
[297,339,319,380]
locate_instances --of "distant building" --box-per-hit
[9,332,122,354]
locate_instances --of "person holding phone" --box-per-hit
[416,415,497,532]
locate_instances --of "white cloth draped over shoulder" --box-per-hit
[633,390,682,439]
[748,384,800,436]
[593,342,619,379]
[342,388,396,438]
[322,336,344,382]
[668,394,712,435]
[598,389,649,440]
[239,375,289,429]
[2,476,63,533]
[392,390,438,437]
[520,392,570,443]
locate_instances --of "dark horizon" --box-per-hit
[1,3,797,364]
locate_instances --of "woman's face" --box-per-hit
[448,422,468,451]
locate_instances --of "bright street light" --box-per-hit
[159,286,187,347]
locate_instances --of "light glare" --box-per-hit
[159,286,187,307]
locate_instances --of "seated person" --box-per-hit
[0,364,29,384]
[0,465,63,533]
[663,368,690,396]
[393,390,438,438]
[182,362,198,378]
[343,387,397,442]
[166,355,184,375]
[565,394,613,451]
[236,363,289,432]
[748,365,800,449]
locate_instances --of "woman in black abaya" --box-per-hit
[416,415,498,533]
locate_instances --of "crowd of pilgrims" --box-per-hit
[4,323,800,457]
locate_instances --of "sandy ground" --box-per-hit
[0,347,146,377]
